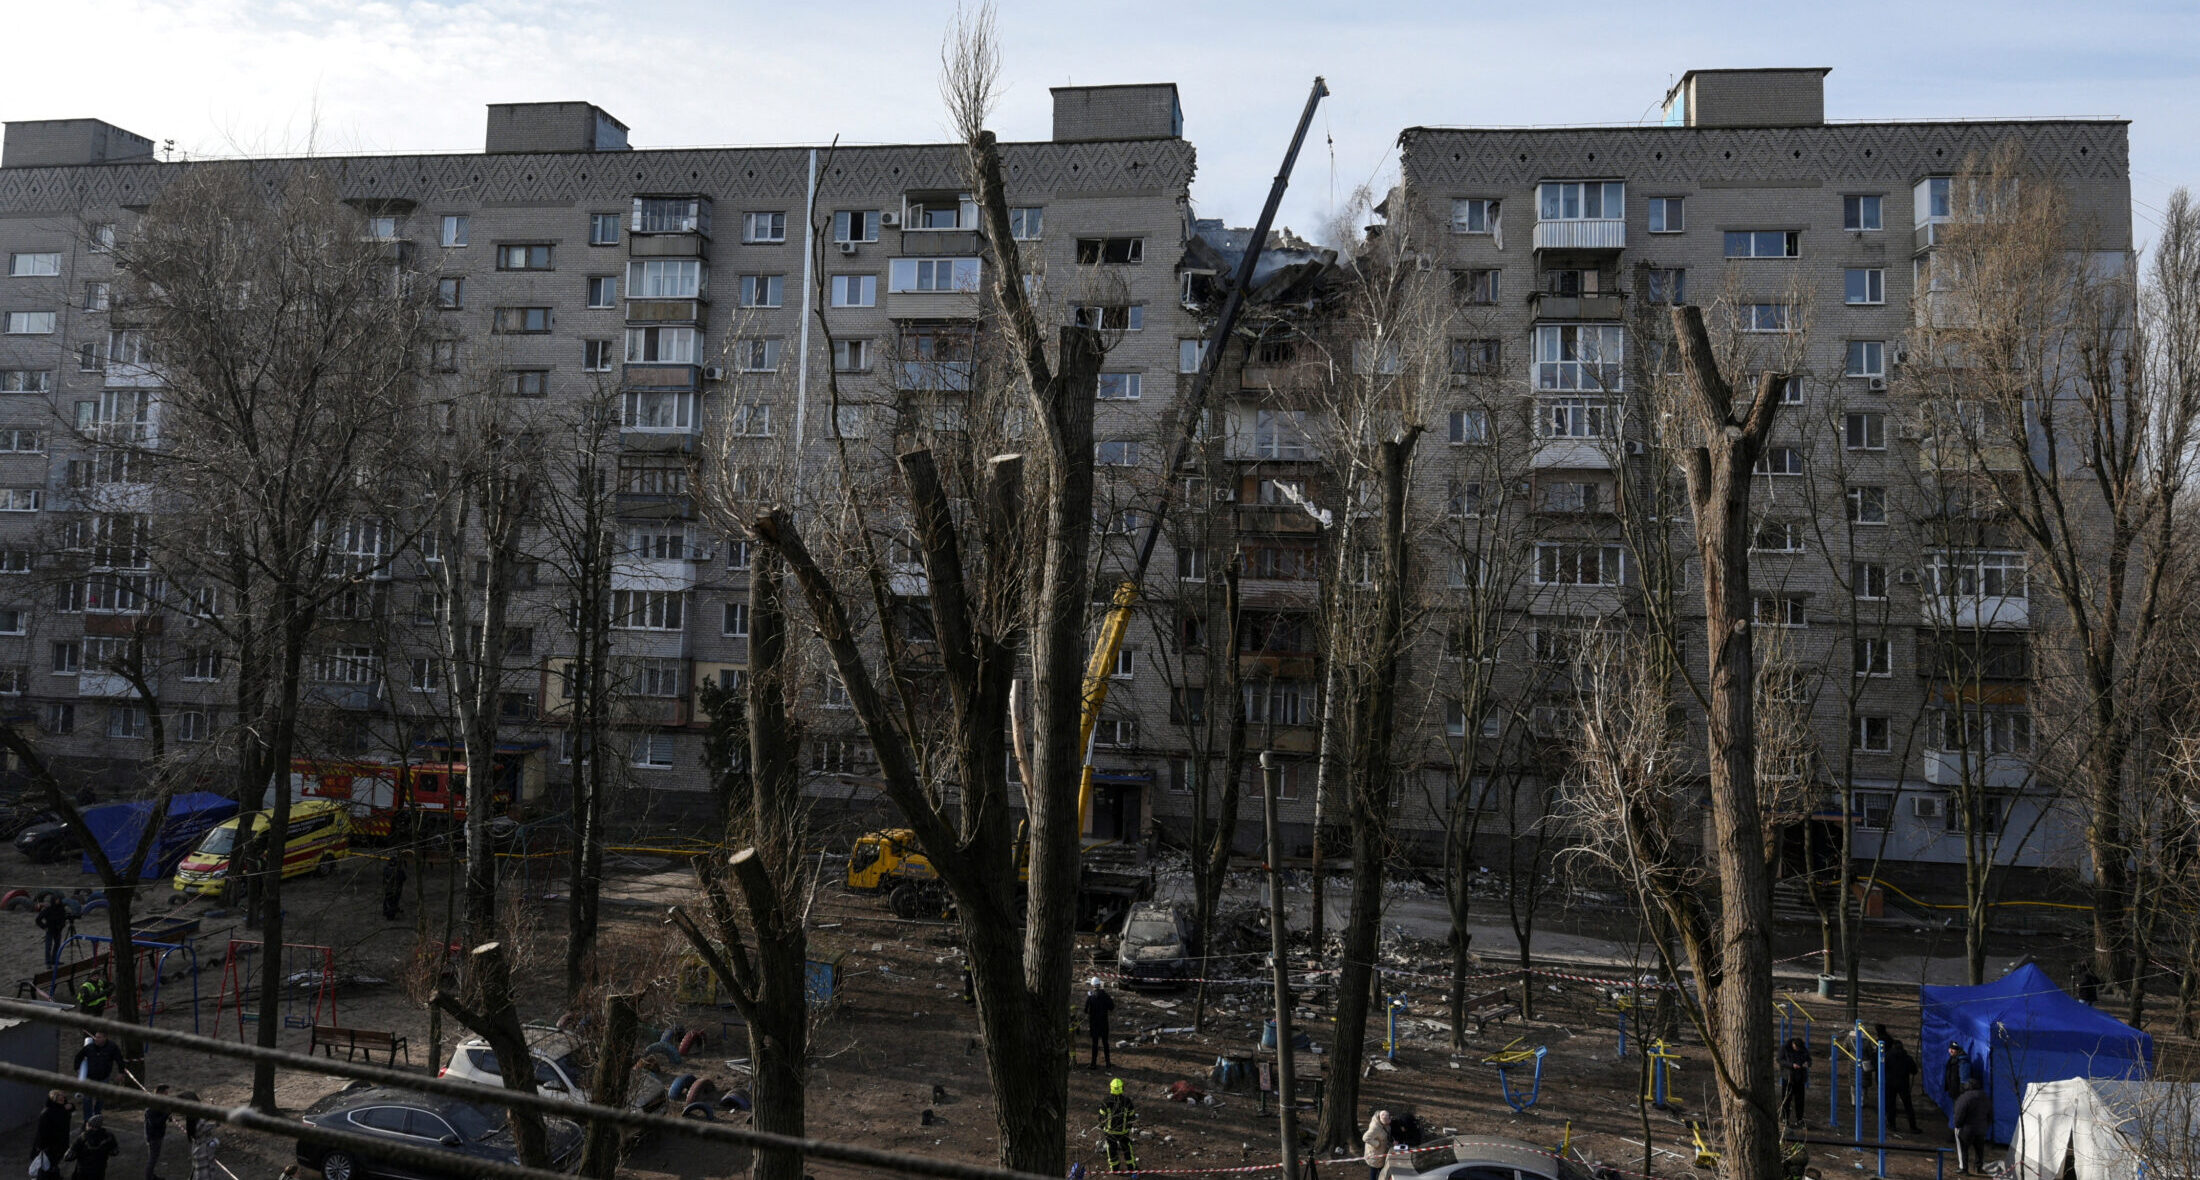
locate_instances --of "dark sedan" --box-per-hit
[14,817,76,864]
[297,1084,581,1180]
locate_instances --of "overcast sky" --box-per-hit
[3,0,2193,245]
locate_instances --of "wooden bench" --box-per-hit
[1465,988,1520,1032]
[311,1025,410,1066]
[15,952,111,1001]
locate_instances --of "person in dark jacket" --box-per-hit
[36,896,70,969]
[143,1086,169,1180]
[1778,1036,1814,1126]
[72,1033,124,1119]
[1083,979,1116,1069]
[1951,1078,1993,1174]
[33,1090,73,1180]
[1875,1025,1921,1133]
[64,1114,118,1180]
[1941,1042,1971,1108]
[380,857,406,921]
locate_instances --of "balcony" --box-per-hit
[622,364,699,390]
[1924,749,2032,789]
[894,361,973,392]
[1533,219,1626,252]
[628,233,708,259]
[1530,293,1625,320]
[887,290,980,320]
[1233,505,1323,535]
[1531,438,1618,470]
[76,672,139,699]
[614,697,691,727]
[625,298,706,324]
[1922,594,2029,630]
[104,362,161,389]
[612,558,697,593]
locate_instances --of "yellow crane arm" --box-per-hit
[1075,580,1141,833]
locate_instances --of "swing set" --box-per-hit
[53,932,204,1032]
[213,939,336,1040]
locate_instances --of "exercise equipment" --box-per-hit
[1644,1038,1682,1111]
[213,939,335,1040]
[1828,1022,1889,1178]
[1385,993,1408,1060]
[1484,1037,1548,1113]
[1686,1116,1720,1169]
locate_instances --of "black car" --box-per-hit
[296,1084,582,1180]
[14,817,77,864]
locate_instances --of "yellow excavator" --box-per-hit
[844,77,1332,928]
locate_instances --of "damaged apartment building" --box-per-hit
[0,69,2134,879]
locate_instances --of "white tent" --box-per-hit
[2011,1079,2200,1180]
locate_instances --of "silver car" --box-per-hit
[1392,1136,1600,1180]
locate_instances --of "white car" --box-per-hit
[1392,1136,1599,1180]
[440,1026,668,1113]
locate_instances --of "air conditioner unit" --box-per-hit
[837,240,859,255]
[1897,568,1919,586]
[879,210,900,228]
[1412,253,1435,272]
[1214,487,1235,503]
[1868,377,1888,391]
[1891,346,1909,365]
[1625,440,1647,456]
[701,365,727,382]
[1912,796,1946,820]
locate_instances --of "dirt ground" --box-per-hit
[0,846,2184,1180]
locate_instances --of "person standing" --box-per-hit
[37,896,71,969]
[72,1032,123,1120]
[1362,1109,1393,1180]
[64,1114,117,1180]
[1778,1036,1814,1126]
[380,856,406,921]
[32,1091,72,1180]
[142,1086,169,1180]
[1951,1078,1993,1174]
[1082,979,1115,1070]
[1875,1026,1921,1133]
[1941,1042,1971,1111]
[1099,1078,1137,1173]
[186,1125,219,1180]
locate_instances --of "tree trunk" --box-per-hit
[564,446,613,1004]
[577,991,638,1180]
[1192,561,1247,1035]
[432,942,549,1168]
[252,602,312,1113]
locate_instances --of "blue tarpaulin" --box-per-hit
[78,793,240,879]
[1920,963,2152,1143]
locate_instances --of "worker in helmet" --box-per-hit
[1099,1078,1137,1173]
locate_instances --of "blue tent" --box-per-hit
[1921,963,2152,1143]
[78,793,239,879]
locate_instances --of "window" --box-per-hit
[1175,546,1206,581]
[622,390,694,431]
[586,276,616,308]
[1833,410,1886,452]
[315,646,378,685]
[831,404,866,438]
[50,640,79,674]
[1647,197,1685,233]
[579,212,619,246]
[1448,408,1491,445]
[1008,207,1044,240]
[1643,267,1686,304]
[1451,339,1500,376]
[1106,645,1140,681]
[1245,546,1318,581]
[1451,198,1497,234]
[833,339,869,372]
[1177,614,1209,652]
[1447,480,1486,517]
[624,326,699,364]
[729,402,773,436]
[1926,550,2028,600]
[907,192,977,230]
[1846,485,1887,525]
[1724,231,1801,258]
[1533,324,1624,391]
[1844,195,1883,232]
[0,609,22,635]
[1852,715,1892,752]
[1092,718,1137,748]
[1780,376,1805,405]
[82,282,108,312]
[0,370,52,393]
[1741,303,1793,333]
[1459,268,1499,304]
[440,215,469,247]
[721,601,750,638]
[1840,269,1888,307]
[1755,447,1803,475]
[1754,595,1808,627]
[434,277,463,309]
[1852,561,1888,600]
[1535,543,1624,586]
[0,550,26,573]
[822,673,851,709]
[88,224,114,253]
[611,590,684,630]
[406,658,441,694]
[743,212,787,244]
[1072,305,1143,332]
[507,370,548,398]
[830,274,878,307]
[627,526,689,560]
[628,259,703,298]
[5,313,54,335]
[8,253,59,277]
[0,665,28,696]
[0,429,40,453]
[581,339,615,372]
[431,341,459,372]
[1169,689,1205,727]
[630,733,675,769]
[39,703,73,734]
[736,338,782,372]
[1846,341,1886,379]
[1243,408,1312,460]
[1537,479,1601,514]
[362,216,400,242]
[1178,339,1208,373]
[1537,181,1625,220]
[1854,636,1892,677]
[888,258,980,293]
[1095,441,1141,467]
[726,539,753,571]
[629,657,683,698]
[494,307,552,334]
[1097,373,1141,401]
[495,243,553,271]
[0,489,41,512]
[737,275,784,307]
[107,706,149,740]
[1538,396,1610,439]
[833,210,881,243]
[1243,681,1315,726]
[634,197,708,235]
[1752,520,1803,553]
[1930,709,2033,756]
[1075,238,1144,265]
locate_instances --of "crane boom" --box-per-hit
[1076,76,1331,832]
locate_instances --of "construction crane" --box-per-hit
[1075,76,1331,832]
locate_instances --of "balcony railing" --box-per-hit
[1924,748,2032,788]
[1921,594,2029,630]
[1533,219,1626,251]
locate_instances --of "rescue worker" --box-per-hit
[1099,1077,1137,1173]
[74,977,113,1021]
[380,857,406,921]
[36,895,70,968]
[1082,979,1115,1070]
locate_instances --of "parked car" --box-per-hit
[14,816,77,864]
[440,1026,669,1113]
[1391,1135,1600,1180]
[295,1083,580,1180]
[1115,900,1198,988]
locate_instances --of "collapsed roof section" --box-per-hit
[1182,217,1335,312]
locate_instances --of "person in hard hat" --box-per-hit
[1099,1078,1137,1173]
[1082,978,1116,1070]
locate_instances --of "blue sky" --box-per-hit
[2,0,2191,245]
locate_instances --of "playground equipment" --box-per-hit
[54,931,203,1032]
[1484,1037,1549,1114]
[1777,994,1814,1050]
[1385,994,1409,1060]
[214,940,336,1040]
[1686,1116,1719,1169]
[1827,1022,1889,1178]
[1644,1039,1682,1111]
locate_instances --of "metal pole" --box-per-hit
[1262,751,1300,1180]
